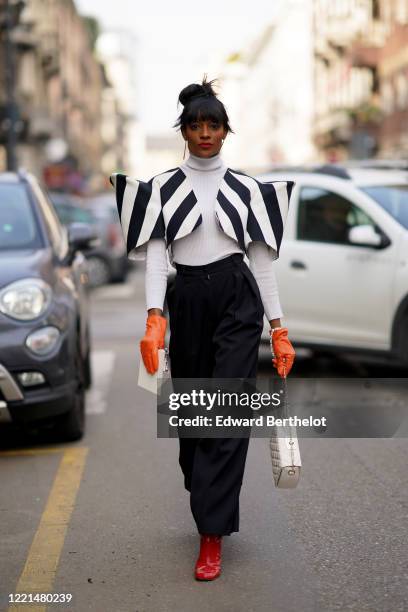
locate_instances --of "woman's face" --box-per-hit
[182,118,227,158]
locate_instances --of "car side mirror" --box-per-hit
[348,224,389,248]
[67,222,100,251]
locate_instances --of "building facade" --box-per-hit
[0,0,126,192]
[378,0,408,156]
[219,1,316,172]
[313,0,408,160]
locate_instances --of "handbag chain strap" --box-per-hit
[163,347,169,372]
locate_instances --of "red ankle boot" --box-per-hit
[194,534,222,581]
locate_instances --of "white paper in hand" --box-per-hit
[138,348,168,394]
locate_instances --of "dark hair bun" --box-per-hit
[178,75,217,107]
[173,73,234,134]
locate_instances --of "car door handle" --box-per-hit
[290,260,307,270]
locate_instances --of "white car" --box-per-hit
[257,165,408,368]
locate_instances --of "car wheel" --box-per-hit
[53,337,86,442]
[111,270,128,284]
[110,270,128,283]
[87,256,110,287]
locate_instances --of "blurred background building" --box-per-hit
[96,29,142,182]
[0,0,129,192]
[0,0,407,190]
[379,0,408,157]
[220,1,316,173]
[313,0,408,161]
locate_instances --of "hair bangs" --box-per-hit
[183,96,225,126]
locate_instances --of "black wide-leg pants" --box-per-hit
[166,253,264,536]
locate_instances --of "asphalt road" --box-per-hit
[1,267,407,612]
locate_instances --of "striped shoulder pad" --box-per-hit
[109,170,173,260]
[217,169,296,258]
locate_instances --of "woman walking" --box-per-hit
[110,76,296,581]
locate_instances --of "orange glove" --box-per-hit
[271,327,296,378]
[140,314,167,374]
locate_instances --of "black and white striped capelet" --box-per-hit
[110,166,295,264]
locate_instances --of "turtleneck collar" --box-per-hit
[183,151,224,172]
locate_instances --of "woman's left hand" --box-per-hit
[271,328,296,378]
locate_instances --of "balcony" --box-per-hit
[350,22,386,68]
[324,17,360,49]
[10,25,37,50]
[39,33,60,79]
[314,108,351,135]
[350,43,380,68]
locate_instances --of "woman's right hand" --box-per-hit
[140,313,167,374]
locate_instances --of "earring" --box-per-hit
[183,140,187,159]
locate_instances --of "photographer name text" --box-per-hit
[168,415,327,427]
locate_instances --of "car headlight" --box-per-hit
[0,278,53,321]
[25,326,60,355]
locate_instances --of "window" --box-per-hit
[69,207,94,224]
[297,186,375,245]
[53,203,74,226]
[361,184,408,229]
[0,183,44,250]
[30,181,68,259]
[396,0,408,23]
[372,0,380,19]
[54,203,94,226]
[381,80,394,114]
[396,73,408,110]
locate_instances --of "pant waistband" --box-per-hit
[175,253,244,276]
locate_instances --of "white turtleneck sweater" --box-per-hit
[145,151,283,321]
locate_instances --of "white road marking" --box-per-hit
[86,350,116,414]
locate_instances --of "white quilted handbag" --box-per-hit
[138,347,170,394]
[269,332,302,489]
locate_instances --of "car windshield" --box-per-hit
[88,205,119,222]
[54,203,95,226]
[360,184,408,229]
[0,183,43,250]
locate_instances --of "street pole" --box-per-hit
[4,0,18,171]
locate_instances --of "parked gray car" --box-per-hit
[49,191,130,287]
[0,171,96,441]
